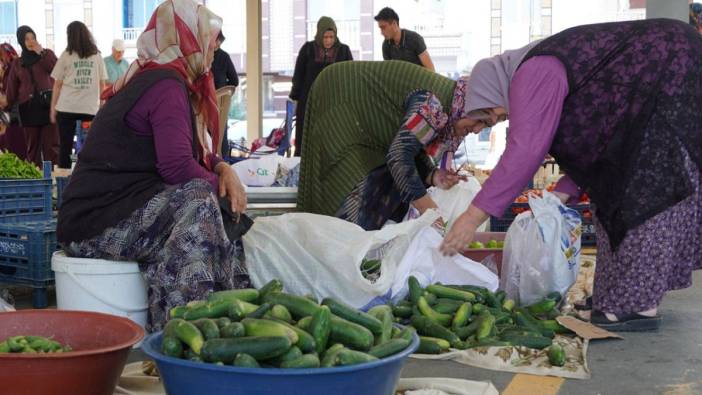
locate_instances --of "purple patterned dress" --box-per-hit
[521,19,702,314]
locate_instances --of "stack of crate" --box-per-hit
[0,161,58,308]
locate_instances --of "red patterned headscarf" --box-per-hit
[103,0,222,170]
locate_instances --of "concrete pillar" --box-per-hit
[246,0,262,142]
[646,0,689,22]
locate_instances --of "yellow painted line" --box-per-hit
[502,374,565,395]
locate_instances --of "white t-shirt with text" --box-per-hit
[51,51,107,115]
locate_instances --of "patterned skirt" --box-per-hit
[63,179,250,332]
[592,146,701,314]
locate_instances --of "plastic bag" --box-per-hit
[231,156,282,186]
[243,210,440,309]
[0,289,15,312]
[390,227,498,304]
[500,191,582,305]
[405,178,487,232]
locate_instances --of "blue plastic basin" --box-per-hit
[142,329,419,395]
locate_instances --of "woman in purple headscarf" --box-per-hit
[440,19,702,331]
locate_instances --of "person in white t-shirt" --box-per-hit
[50,21,107,169]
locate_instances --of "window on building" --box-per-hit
[0,0,17,36]
[123,0,159,29]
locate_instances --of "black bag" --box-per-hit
[18,64,52,127]
[218,196,254,241]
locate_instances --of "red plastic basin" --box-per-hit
[461,232,506,276]
[0,309,144,395]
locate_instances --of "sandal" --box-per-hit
[590,310,661,332]
[574,296,592,311]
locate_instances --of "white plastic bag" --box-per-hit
[405,179,487,232]
[500,191,582,305]
[232,156,282,187]
[390,227,498,304]
[243,210,440,309]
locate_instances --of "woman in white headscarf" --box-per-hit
[57,0,250,331]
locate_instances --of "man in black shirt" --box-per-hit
[374,7,435,71]
[211,32,238,158]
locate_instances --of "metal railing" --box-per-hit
[122,28,141,42]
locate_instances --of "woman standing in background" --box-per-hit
[0,43,27,159]
[289,16,353,156]
[5,26,59,167]
[50,21,107,169]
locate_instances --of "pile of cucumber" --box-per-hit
[161,279,415,369]
[0,336,72,354]
[392,276,569,367]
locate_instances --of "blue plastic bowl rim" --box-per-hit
[142,326,419,376]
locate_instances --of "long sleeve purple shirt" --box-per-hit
[472,56,579,217]
[125,78,221,191]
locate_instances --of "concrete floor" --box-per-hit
[7,271,702,394]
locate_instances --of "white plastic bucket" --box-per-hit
[51,251,148,329]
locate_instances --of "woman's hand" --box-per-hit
[31,42,43,55]
[50,108,57,124]
[439,204,489,256]
[215,162,247,215]
[432,169,464,190]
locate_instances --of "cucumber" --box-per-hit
[281,353,320,368]
[417,336,448,354]
[304,294,318,303]
[391,326,401,338]
[208,288,260,304]
[397,326,417,342]
[526,298,557,316]
[193,319,221,340]
[187,300,207,308]
[201,336,292,363]
[514,309,543,333]
[161,336,183,358]
[502,299,516,312]
[425,284,476,302]
[296,316,312,331]
[546,291,563,303]
[368,338,410,358]
[269,305,293,323]
[367,305,393,345]
[246,303,273,319]
[263,292,321,318]
[215,317,232,329]
[334,349,378,366]
[233,353,260,368]
[242,318,298,344]
[392,304,413,318]
[0,341,11,353]
[548,344,566,366]
[410,315,460,347]
[257,279,284,303]
[174,320,205,355]
[472,303,485,315]
[270,318,317,353]
[220,322,246,338]
[454,317,479,340]
[169,305,188,319]
[473,338,512,348]
[451,302,472,330]
[495,290,507,305]
[184,348,202,362]
[329,315,375,351]
[433,302,462,315]
[309,305,332,354]
[408,276,423,304]
[422,292,438,305]
[267,346,303,366]
[321,298,383,334]
[475,312,496,340]
[183,300,232,320]
[537,319,571,334]
[483,291,499,308]
[321,344,345,367]
[417,296,452,327]
[227,299,260,321]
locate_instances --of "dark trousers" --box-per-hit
[56,111,94,169]
[23,123,59,167]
